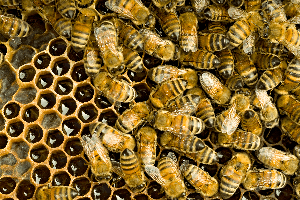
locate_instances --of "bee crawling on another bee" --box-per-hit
[36,185,78,200]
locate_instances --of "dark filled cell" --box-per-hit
[16,180,35,200]
[114,102,130,114]
[187,193,204,200]
[264,127,282,144]
[78,104,98,123]
[4,102,20,119]
[32,30,58,50]
[55,78,73,95]
[14,87,36,104]
[109,173,125,188]
[19,67,35,82]
[52,59,70,76]
[62,118,81,136]
[49,151,67,169]
[179,156,197,167]
[46,130,64,148]
[155,21,167,38]
[226,188,241,200]
[72,177,91,196]
[81,126,92,138]
[36,73,53,89]
[92,183,111,200]
[242,191,259,200]
[95,0,114,15]
[23,106,39,123]
[112,189,131,200]
[32,165,50,184]
[41,112,62,129]
[196,129,210,139]
[68,47,84,62]
[11,140,29,159]
[95,95,112,109]
[74,84,94,102]
[49,39,67,56]
[209,131,218,144]
[199,163,218,177]
[0,134,8,149]
[26,125,43,143]
[68,157,88,177]
[37,92,56,109]
[0,44,7,56]
[34,53,51,69]
[216,147,232,164]
[133,83,150,102]
[72,64,88,82]
[58,99,77,116]
[275,184,294,200]
[143,54,161,69]
[11,46,36,69]
[65,138,83,156]
[7,121,24,137]
[98,110,118,127]
[147,181,165,199]
[258,189,274,196]
[282,135,298,153]
[26,13,46,34]
[134,194,149,200]
[0,177,16,194]
[127,68,147,82]
[30,145,49,163]
[52,171,71,186]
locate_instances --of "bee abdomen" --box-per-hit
[123,48,144,73]
[198,33,230,52]
[162,15,181,41]
[227,19,251,48]
[285,59,300,83]
[186,145,219,164]
[220,168,243,198]
[232,130,261,150]
[120,25,144,52]
[237,64,258,86]
[56,0,76,19]
[253,53,281,70]
[0,0,20,6]
[121,149,140,174]
[182,50,220,69]
[216,49,234,79]
[0,16,31,37]
[53,17,72,38]
[257,67,283,90]
[196,98,215,128]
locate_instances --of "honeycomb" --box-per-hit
[0,0,299,200]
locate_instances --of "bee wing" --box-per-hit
[199,72,223,97]
[80,135,95,160]
[111,160,125,177]
[192,0,210,13]
[228,6,246,20]
[255,89,272,109]
[288,15,300,24]
[284,41,300,59]
[144,165,167,186]
[221,104,241,135]
[179,160,190,173]
[167,151,178,163]
[105,0,135,20]
[90,134,111,165]
[243,33,255,55]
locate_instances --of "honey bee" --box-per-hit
[256,38,289,57]
[230,93,251,115]
[36,185,78,200]
[114,18,144,52]
[151,0,171,9]
[226,73,244,91]
[251,52,281,70]
[140,28,178,61]
[94,20,124,75]
[93,71,136,103]
[277,94,300,125]
[203,5,233,22]
[168,94,201,115]
[150,110,206,135]
[185,145,219,165]
[256,67,283,90]
[262,0,286,23]
[215,49,234,79]
[147,65,198,89]
[80,134,112,181]
[281,116,300,144]
[122,48,144,73]
[191,0,209,15]
[56,0,76,19]
[218,129,261,150]
[105,0,155,27]
[179,8,198,52]
[111,148,146,192]
[207,21,227,34]
[164,0,184,12]
[136,126,157,167]
[241,109,263,136]
[199,71,231,105]
[160,131,205,153]
[0,15,32,38]
[257,147,299,175]
[84,35,102,78]
[245,0,261,12]
[0,0,20,6]
[228,0,244,7]
[243,169,287,190]
[149,78,187,108]
[233,48,258,87]
[196,98,216,128]
[89,122,136,152]
[284,58,300,86]
[198,33,230,52]
[219,152,251,199]
[155,7,181,42]
[180,162,219,197]
[215,104,240,134]
[71,8,95,52]
[180,49,220,70]
[186,86,207,99]
[145,152,186,200]
[115,102,150,133]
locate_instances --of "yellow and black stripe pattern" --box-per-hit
[196,98,215,128]
[0,0,20,6]
[181,49,220,69]
[168,94,201,115]
[0,15,31,38]
[84,35,102,78]
[36,185,78,200]
[216,49,234,79]
[203,5,232,21]
[122,48,144,73]
[179,11,198,52]
[281,116,300,144]
[186,145,219,165]
[241,109,263,136]
[252,52,281,70]
[256,67,283,90]
[56,0,76,19]
[277,95,300,125]
[198,33,229,52]
[285,58,300,84]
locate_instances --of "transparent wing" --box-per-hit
[91,134,111,165]
[105,0,135,19]
[111,160,125,177]
[167,151,178,163]
[228,6,246,20]
[192,0,209,13]
[144,165,166,186]
[288,15,300,24]
[199,72,223,97]
[243,33,255,55]
[255,89,272,109]
[80,135,95,160]
[179,160,189,173]
[221,104,241,135]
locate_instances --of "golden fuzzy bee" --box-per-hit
[256,67,283,90]
[56,0,76,19]
[0,15,32,38]
[199,71,231,105]
[215,49,234,79]
[115,102,150,133]
[251,52,281,70]
[256,38,289,57]
[257,147,299,175]
[140,28,178,61]
[241,109,263,136]
[198,33,230,52]
[145,152,186,200]
[149,78,187,108]
[0,0,20,6]
[136,126,157,167]
[185,145,219,165]
[84,35,102,78]
[284,58,300,86]
[226,73,244,91]
[191,0,210,15]
[230,93,251,114]
[218,129,261,150]
[94,20,124,75]
[71,8,95,52]
[281,116,300,144]
[277,94,300,125]
[262,0,286,23]
[195,98,215,128]
[245,0,261,12]
[160,131,205,153]
[179,8,198,52]
[215,104,241,134]
[243,169,287,190]
[168,94,201,115]
[122,47,144,73]
[219,152,251,199]
[89,122,136,152]
[207,21,227,34]
[180,162,219,197]
[80,134,112,181]
[112,148,147,192]
[203,5,232,22]
[147,65,198,89]
[35,185,78,200]
[155,7,181,42]
[93,71,136,103]
[105,0,155,27]
[150,110,206,135]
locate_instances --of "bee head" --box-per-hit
[145,14,155,28]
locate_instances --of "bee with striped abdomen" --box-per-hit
[226,73,244,91]
[262,0,286,23]
[277,94,300,125]
[185,145,219,165]
[241,109,263,136]
[80,134,112,181]
[168,94,201,115]
[203,5,232,22]
[284,58,300,87]
[281,116,300,144]
[256,67,283,90]
[230,93,251,115]
[0,0,20,6]
[196,98,215,128]
[215,104,240,135]
[36,185,78,200]
[122,47,144,73]
[84,35,102,78]
[245,0,261,12]
[216,49,234,79]
[251,52,281,70]
[198,33,230,52]
[56,0,76,19]
[207,21,227,34]
[191,0,209,16]
[90,122,136,153]
[256,38,289,57]
[0,15,32,38]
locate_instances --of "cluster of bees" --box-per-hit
[4,0,300,199]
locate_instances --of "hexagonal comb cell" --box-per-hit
[30,144,49,163]
[0,134,8,149]
[0,177,16,194]
[68,46,84,62]
[55,78,73,95]
[128,68,147,82]
[58,98,77,116]
[41,111,62,129]
[37,92,56,109]
[32,165,50,184]
[78,104,98,123]
[22,106,39,123]
[52,171,71,186]
[72,177,91,196]
[49,150,67,169]
[112,189,132,200]
[49,39,67,56]
[95,94,112,109]
[98,109,118,126]
[36,73,54,89]
[74,84,94,103]
[16,180,35,200]
[133,83,150,102]
[62,118,81,136]
[19,65,36,82]
[92,183,111,200]
[4,102,20,119]
[52,58,70,76]
[7,120,24,137]
[68,157,88,177]
[34,53,51,69]
[65,138,83,156]
[46,129,64,148]
[26,125,43,143]
[71,64,88,82]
